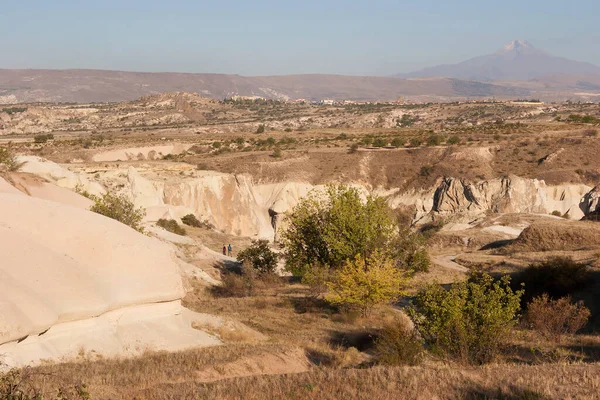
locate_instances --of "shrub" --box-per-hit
[361,137,373,146]
[583,129,598,137]
[284,127,293,132]
[419,165,433,177]
[237,239,278,274]
[301,263,331,298]
[156,219,187,236]
[372,138,387,147]
[426,134,444,146]
[397,114,416,127]
[0,145,24,172]
[181,214,202,227]
[550,210,562,217]
[391,137,404,147]
[348,143,359,154]
[326,252,407,316]
[256,124,265,134]
[282,184,398,277]
[375,323,423,366]
[90,192,146,233]
[409,273,523,364]
[213,271,256,298]
[408,138,421,147]
[525,294,590,340]
[447,135,460,145]
[34,133,54,144]
[272,148,282,158]
[395,230,431,273]
[513,257,590,304]
[212,141,222,149]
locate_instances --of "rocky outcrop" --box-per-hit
[423,176,592,223]
[16,156,600,239]
[0,181,221,367]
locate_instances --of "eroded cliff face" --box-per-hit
[423,177,591,222]
[17,157,599,240]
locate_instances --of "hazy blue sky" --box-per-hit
[1,0,599,75]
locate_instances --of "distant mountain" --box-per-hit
[0,69,529,104]
[399,40,600,81]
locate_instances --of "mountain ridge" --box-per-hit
[397,40,600,82]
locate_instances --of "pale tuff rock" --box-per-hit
[15,157,600,239]
[0,189,221,367]
[424,176,591,223]
[16,156,105,196]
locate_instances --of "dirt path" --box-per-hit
[433,254,469,273]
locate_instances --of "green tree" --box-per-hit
[282,184,397,277]
[237,239,279,274]
[395,230,431,273]
[326,252,407,316]
[409,273,523,364]
[90,192,146,233]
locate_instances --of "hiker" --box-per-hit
[222,245,227,256]
[227,244,232,257]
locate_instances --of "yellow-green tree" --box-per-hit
[282,184,397,277]
[326,252,407,316]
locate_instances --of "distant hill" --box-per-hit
[398,40,600,82]
[0,69,529,104]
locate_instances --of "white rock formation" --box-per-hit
[17,156,105,196]
[0,182,220,368]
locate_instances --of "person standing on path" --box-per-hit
[222,245,227,256]
[227,244,232,257]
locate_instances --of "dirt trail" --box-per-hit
[433,254,469,273]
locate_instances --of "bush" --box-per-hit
[550,210,563,217]
[0,145,23,172]
[447,135,460,145]
[181,214,202,227]
[395,230,431,273]
[282,184,398,277]
[419,165,433,177]
[256,124,265,134]
[33,134,54,144]
[426,134,444,146]
[90,192,146,233]
[408,138,421,147]
[272,148,282,158]
[156,219,187,236]
[214,271,256,298]
[372,138,387,147]
[375,323,423,366]
[583,129,598,137]
[391,137,404,147]
[237,239,278,274]
[513,257,590,304]
[409,273,523,364]
[348,143,359,154]
[326,252,407,316]
[525,294,590,340]
[397,114,416,127]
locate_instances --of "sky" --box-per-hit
[1,0,599,76]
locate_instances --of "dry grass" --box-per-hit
[23,357,600,399]
[509,220,600,252]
